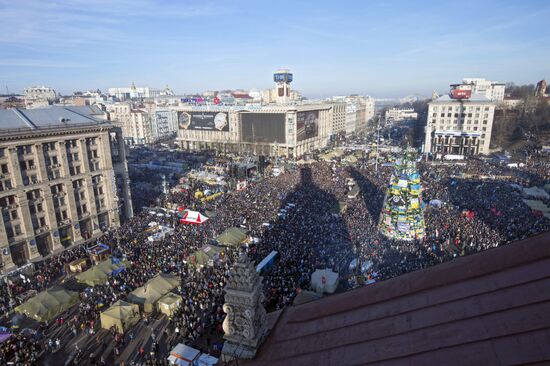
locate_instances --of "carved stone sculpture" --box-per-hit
[221,252,267,360]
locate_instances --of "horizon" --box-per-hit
[1,0,549,99]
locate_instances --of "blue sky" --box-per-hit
[1,0,549,98]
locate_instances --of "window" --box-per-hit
[484,107,489,111]
[1,164,8,174]
[10,210,18,220]
[483,120,488,124]
[482,127,487,131]
[440,113,445,117]
[476,107,481,111]
[473,127,478,131]
[14,224,21,235]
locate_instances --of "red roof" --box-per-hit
[247,231,550,366]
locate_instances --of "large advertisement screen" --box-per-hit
[296,110,319,141]
[178,111,229,131]
[241,113,286,144]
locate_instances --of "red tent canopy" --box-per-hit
[180,210,208,225]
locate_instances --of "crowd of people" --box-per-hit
[0,147,549,364]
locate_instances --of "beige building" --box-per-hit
[330,102,347,135]
[0,106,132,272]
[176,104,332,158]
[424,93,496,155]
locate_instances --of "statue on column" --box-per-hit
[221,252,267,360]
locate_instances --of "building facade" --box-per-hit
[385,108,418,121]
[176,104,332,158]
[153,109,178,141]
[450,78,505,104]
[424,93,496,156]
[23,86,57,108]
[0,106,132,273]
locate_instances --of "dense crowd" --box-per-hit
[0,150,549,364]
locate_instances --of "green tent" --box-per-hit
[188,244,224,268]
[127,273,180,313]
[75,258,130,287]
[215,227,247,247]
[15,287,79,322]
[100,300,140,333]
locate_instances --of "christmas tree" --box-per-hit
[379,152,425,241]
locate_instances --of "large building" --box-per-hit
[176,104,333,158]
[0,106,132,273]
[107,103,177,144]
[332,96,374,136]
[450,78,505,103]
[424,91,496,156]
[23,86,57,108]
[108,84,161,101]
[385,107,418,121]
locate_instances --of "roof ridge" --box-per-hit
[12,108,37,129]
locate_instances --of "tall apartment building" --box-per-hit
[153,109,178,141]
[0,106,132,272]
[334,96,374,136]
[385,108,418,121]
[450,78,505,104]
[329,102,347,135]
[424,92,496,156]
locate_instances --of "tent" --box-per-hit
[215,227,247,247]
[311,269,339,294]
[180,210,208,225]
[127,273,180,313]
[75,258,129,286]
[157,292,183,317]
[100,300,140,333]
[14,288,79,323]
[187,245,224,268]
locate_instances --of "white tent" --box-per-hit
[180,210,208,225]
[311,268,339,294]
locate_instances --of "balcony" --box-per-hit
[35,225,50,235]
[59,218,71,226]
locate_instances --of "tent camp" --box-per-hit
[187,245,224,268]
[75,258,129,286]
[215,227,247,247]
[127,273,180,313]
[167,343,219,366]
[14,288,79,322]
[158,292,183,317]
[180,210,208,224]
[100,300,140,333]
[311,269,339,294]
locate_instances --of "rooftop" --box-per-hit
[431,93,493,104]
[248,231,550,366]
[0,105,110,133]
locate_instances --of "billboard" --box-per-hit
[241,113,286,144]
[296,110,319,141]
[178,111,229,131]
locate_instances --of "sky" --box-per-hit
[0,0,549,98]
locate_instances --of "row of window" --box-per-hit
[432,106,491,112]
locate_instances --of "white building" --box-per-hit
[424,93,496,156]
[450,78,505,103]
[108,83,161,101]
[385,108,418,121]
[153,109,178,141]
[107,103,153,144]
[176,104,333,158]
[332,96,375,135]
[23,86,57,108]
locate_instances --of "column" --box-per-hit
[16,192,40,261]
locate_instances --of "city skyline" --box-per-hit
[1,0,549,98]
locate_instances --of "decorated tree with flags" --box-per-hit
[379,152,425,241]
